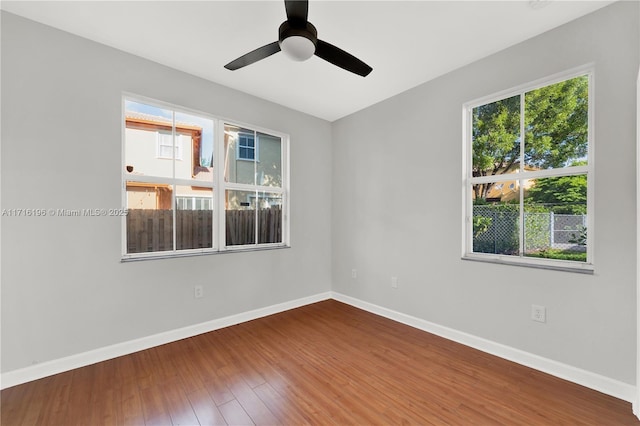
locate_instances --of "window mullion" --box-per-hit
[254,189,259,245]
[216,119,226,250]
[172,111,177,252]
[586,73,594,265]
[519,92,525,257]
[253,130,259,245]
[211,119,218,250]
[470,166,589,185]
[465,106,474,256]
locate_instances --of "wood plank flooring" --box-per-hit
[2,300,638,425]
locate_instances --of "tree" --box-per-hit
[472,95,520,199]
[472,76,588,202]
[525,165,587,214]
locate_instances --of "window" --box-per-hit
[463,69,592,272]
[237,132,257,161]
[224,124,285,247]
[123,96,289,259]
[176,196,212,211]
[157,131,183,160]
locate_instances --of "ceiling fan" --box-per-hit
[224,0,373,77]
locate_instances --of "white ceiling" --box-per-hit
[1,1,612,122]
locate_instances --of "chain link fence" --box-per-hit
[473,206,586,255]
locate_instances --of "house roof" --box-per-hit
[125,111,202,132]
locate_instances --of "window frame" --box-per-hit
[461,65,595,273]
[121,94,290,261]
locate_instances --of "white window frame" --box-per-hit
[461,65,594,273]
[121,94,290,261]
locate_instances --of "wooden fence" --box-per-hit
[126,208,282,253]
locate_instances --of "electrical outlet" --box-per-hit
[391,276,398,289]
[351,269,357,279]
[194,285,204,299]
[531,304,546,323]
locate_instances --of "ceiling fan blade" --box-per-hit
[224,42,281,70]
[314,40,372,77]
[284,0,308,24]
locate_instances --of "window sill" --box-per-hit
[121,244,290,262]
[461,253,594,274]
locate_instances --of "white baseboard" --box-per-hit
[331,291,637,404]
[0,292,332,390]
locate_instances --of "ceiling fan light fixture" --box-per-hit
[280,36,315,61]
[224,0,372,76]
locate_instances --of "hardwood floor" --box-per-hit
[2,300,638,425]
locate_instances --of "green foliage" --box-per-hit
[568,225,587,246]
[524,77,588,169]
[472,95,520,175]
[526,160,587,214]
[524,211,551,251]
[527,249,587,262]
[473,216,492,238]
[527,182,586,215]
[472,96,520,199]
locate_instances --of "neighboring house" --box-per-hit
[125,111,212,210]
[223,125,283,210]
[484,181,518,203]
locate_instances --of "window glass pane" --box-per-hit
[257,192,283,244]
[176,186,213,250]
[523,176,587,262]
[472,95,521,184]
[472,185,520,256]
[524,75,588,170]
[125,101,174,178]
[175,111,214,182]
[256,132,282,188]
[125,182,173,253]
[225,124,255,184]
[226,190,256,246]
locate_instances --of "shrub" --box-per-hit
[527,249,587,262]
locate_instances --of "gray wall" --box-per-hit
[1,12,332,372]
[332,1,639,384]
